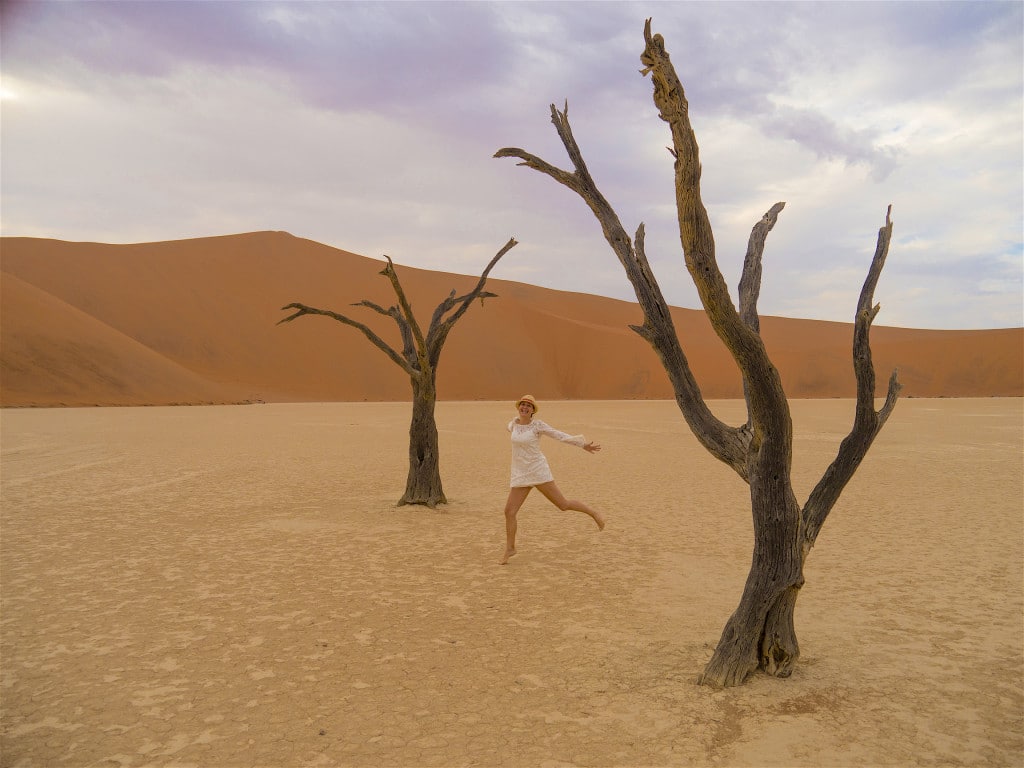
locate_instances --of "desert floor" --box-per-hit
[1,399,1021,768]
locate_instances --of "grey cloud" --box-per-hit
[2,1,518,111]
[880,1,1020,51]
[762,106,900,181]
[2,0,276,78]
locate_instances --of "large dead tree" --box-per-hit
[496,21,900,687]
[279,239,517,507]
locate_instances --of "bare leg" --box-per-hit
[535,481,605,530]
[500,486,532,564]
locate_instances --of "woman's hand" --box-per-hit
[584,441,602,453]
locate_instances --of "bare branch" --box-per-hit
[380,257,429,362]
[546,103,605,195]
[278,302,417,377]
[853,206,896,414]
[495,104,624,210]
[426,238,518,362]
[879,368,901,422]
[735,202,786,430]
[492,148,579,191]
[850,206,900,426]
[801,207,902,551]
[738,202,786,334]
[429,290,500,334]
[353,299,416,365]
[352,299,390,316]
[428,289,459,333]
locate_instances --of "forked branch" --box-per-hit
[425,238,518,361]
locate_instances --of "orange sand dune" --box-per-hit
[2,232,1021,407]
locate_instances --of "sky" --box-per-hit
[2,1,1021,330]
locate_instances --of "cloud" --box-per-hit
[760,106,901,182]
[1,0,1020,330]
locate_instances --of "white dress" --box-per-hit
[508,418,586,488]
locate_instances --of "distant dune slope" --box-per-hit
[2,232,1021,406]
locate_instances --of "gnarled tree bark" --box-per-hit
[279,238,517,507]
[496,20,900,686]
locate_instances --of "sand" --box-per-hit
[1,399,1022,767]
[3,233,1022,408]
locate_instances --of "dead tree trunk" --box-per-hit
[405,371,441,506]
[496,20,900,686]
[279,238,517,507]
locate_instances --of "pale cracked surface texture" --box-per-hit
[1,399,1021,767]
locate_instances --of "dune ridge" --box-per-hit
[2,232,1021,407]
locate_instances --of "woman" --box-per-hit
[500,395,605,564]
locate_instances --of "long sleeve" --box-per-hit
[534,420,586,448]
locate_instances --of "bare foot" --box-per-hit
[499,548,517,565]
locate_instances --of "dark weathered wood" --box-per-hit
[496,19,899,686]
[279,238,517,507]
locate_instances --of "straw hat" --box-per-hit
[515,395,539,413]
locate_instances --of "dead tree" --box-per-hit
[279,239,517,507]
[496,21,900,686]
